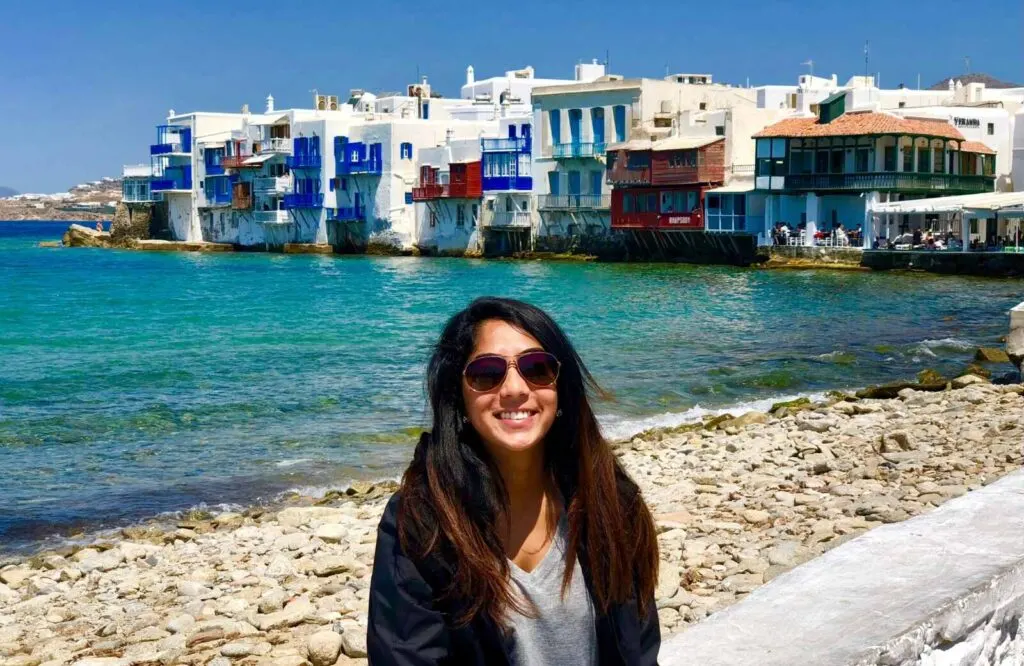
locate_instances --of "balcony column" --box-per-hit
[805,193,820,245]
[896,136,904,173]
[961,213,972,253]
[911,137,920,173]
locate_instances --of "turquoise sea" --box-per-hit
[1,221,1020,553]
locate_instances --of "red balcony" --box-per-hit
[412,184,447,201]
[610,187,705,231]
[412,161,483,201]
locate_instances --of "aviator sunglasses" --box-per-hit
[463,351,561,392]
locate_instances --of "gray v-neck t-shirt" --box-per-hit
[507,514,598,666]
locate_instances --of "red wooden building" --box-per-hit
[412,161,483,201]
[606,137,725,231]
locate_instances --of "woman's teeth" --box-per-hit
[499,411,533,421]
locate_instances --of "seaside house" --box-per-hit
[479,116,534,254]
[753,98,998,248]
[530,66,758,248]
[411,137,485,254]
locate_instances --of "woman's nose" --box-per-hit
[499,361,530,396]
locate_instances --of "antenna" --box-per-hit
[802,59,815,78]
[864,41,870,78]
[917,73,921,90]
[605,49,610,72]
[964,56,971,74]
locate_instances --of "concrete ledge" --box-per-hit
[661,470,1024,666]
[135,240,234,252]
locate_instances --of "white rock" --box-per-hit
[176,580,212,598]
[255,596,314,631]
[78,551,125,573]
[0,569,33,589]
[259,588,288,613]
[118,542,151,561]
[656,561,681,600]
[275,533,311,551]
[341,626,368,658]
[165,614,196,634]
[276,507,346,528]
[313,524,346,544]
[266,555,297,579]
[307,630,343,666]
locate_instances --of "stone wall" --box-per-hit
[863,250,1024,277]
[109,202,170,243]
[660,470,1024,665]
[766,245,865,268]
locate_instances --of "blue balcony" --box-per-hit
[287,136,322,170]
[283,192,324,209]
[204,188,232,206]
[328,205,366,222]
[482,137,531,153]
[335,138,383,176]
[151,165,193,192]
[482,176,533,192]
[552,142,605,159]
[336,159,383,176]
[150,125,192,156]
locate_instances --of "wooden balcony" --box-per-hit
[231,182,252,210]
[782,172,993,194]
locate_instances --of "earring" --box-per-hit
[461,416,468,423]
[556,409,562,417]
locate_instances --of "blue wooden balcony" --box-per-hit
[328,205,366,222]
[286,153,323,169]
[552,142,605,159]
[150,165,193,192]
[335,138,383,176]
[283,192,324,209]
[150,125,191,156]
[337,159,383,175]
[482,176,533,192]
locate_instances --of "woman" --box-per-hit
[368,297,660,665]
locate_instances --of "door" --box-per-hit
[589,170,602,206]
[568,171,581,207]
[568,109,582,148]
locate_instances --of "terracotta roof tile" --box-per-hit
[753,112,964,141]
[959,140,995,155]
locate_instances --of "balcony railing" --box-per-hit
[539,194,611,210]
[151,167,193,192]
[482,137,530,152]
[488,211,532,228]
[253,176,291,194]
[283,192,324,209]
[552,142,606,159]
[482,176,533,192]
[122,164,153,178]
[203,191,232,207]
[287,153,323,169]
[329,205,366,222]
[607,166,651,186]
[257,138,292,154]
[782,172,994,194]
[412,184,447,201]
[254,210,291,225]
[336,159,383,176]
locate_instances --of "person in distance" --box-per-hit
[368,296,661,665]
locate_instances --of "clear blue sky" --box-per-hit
[3,0,1022,193]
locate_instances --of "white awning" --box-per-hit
[869,191,1024,216]
[242,154,275,166]
[706,181,756,194]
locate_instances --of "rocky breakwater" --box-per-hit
[2,378,1023,666]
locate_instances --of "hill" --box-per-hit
[929,73,1022,91]
[0,186,19,199]
[0,179,120,221]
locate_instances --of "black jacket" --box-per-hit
[367,493,661,665]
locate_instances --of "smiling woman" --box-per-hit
[367,297,661,666]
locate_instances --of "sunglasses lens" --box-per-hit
[464,356,508,391]
[517,352,559,387]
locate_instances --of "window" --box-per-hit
[970,218,978,234]
[898,101,906,108]
[404,192,413,204]
[756,139,788,178]
[486,199,494,211]
[429,210,437,227]
[471,204,478,227]
[987,123,994,135]
[830,150,844,174]
[855,148,870,173]
[699,102,707,111]
[933,147,945,174]
[715,125,725,136]
[917,147,930,173]
[568,109,582,144]
[400,143,413,159]
[339,178,347,191]
[591,107,605,146]
[506,196,514,212]
[613,105,626,142]
[547,171,560,196]
[456,206,465,227]
[902,145,913,172]
[549,110,561,146]
[622,193,635,213]
[884,146,897,171]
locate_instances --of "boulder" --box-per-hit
[975,347,1011,364]
[720,412,769,429]
[655,561,681,600]
[952,374,987,389]
[306,630,343,666]
[62,224,111,248]
[276,507,346,528]
[255,596,313,631]
[341,627,368,658]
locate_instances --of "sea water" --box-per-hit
[0,221,1019,552]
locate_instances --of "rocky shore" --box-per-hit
[2,377,1023,666]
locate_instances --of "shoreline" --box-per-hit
[1,375,1022,665]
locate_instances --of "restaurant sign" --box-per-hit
[667,216,692,225]
[953,117,980,129]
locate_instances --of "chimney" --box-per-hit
[466,65,475,86]
[266,94,275,113]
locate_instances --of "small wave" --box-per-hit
[275,458,312,468]
[918,338,975,352]
[598,391,827,442]
[817,350,856,364]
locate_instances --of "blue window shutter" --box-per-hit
[509,125,517,139]
[405,192,413,204]
[329,179,335,191]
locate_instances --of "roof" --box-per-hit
[607,136,723,152]
[959,140,996,155]
[869,191,1024,216]
[242,154,276,166]
[706,181,756,194]
[753,111,964,140]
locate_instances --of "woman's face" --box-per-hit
[462,319,559,458]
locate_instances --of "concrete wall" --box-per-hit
[661,470,1024,666]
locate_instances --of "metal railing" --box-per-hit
[412,184,447,200]
[552,142,606,159]
[287,153,322,169]
[122,164,152,178]
[539,194,611,210]
[257,138,292,154]
[204,191,232,206]
[487,211,532,228]
[330,205,366,221]
[336,159,383,176]
[253,176,291,194]
[784,172,993,194]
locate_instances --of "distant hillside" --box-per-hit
[0,186,18,199]
[929,73,1022,90]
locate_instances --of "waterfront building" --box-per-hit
[530,68,758,246]
[411,137,485,254]
[753,98,998,248]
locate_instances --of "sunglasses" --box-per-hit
[463,351,561,393]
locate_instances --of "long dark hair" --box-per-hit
[397,297,658,627]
